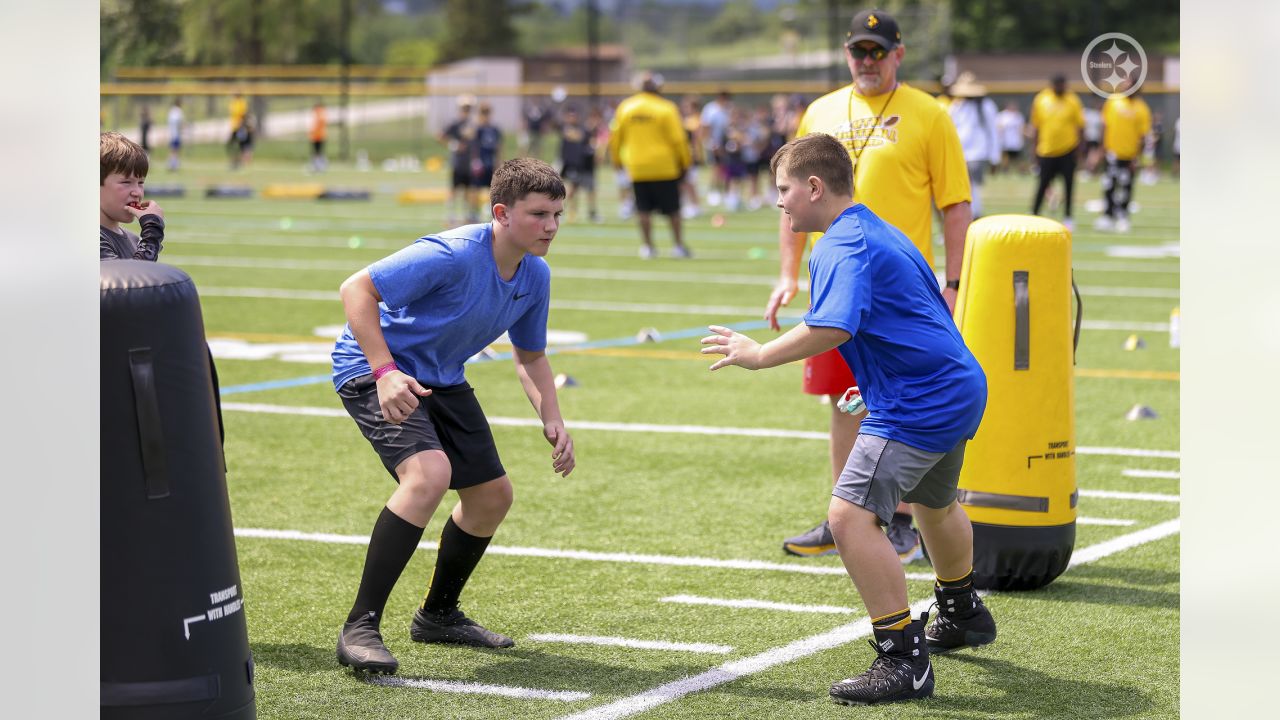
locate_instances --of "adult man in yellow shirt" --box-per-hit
[1029,74,1085,230]
[227,91,248,156]
[608,73,693,259]
[763,8,972,562]
[1095,81,1151,233]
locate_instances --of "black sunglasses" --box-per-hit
[847,44,890,61]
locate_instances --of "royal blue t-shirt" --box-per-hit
[804,204,986,452]
[331,223,549,390]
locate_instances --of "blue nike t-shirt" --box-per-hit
[804,204,986,452]
[331,223,550,390]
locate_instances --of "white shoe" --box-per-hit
[671,245,692,259]
[1093,215,1114,232]
[1062,218,1074,233]
[1115,217,1131,233]
[639,245,656,260]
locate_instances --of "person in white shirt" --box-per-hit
[947,73,1000,218]
[166,98,184,171]
[995,101,1026,174]
[1082,98,1103,176]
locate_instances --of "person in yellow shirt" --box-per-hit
[763,8,972,563]
[1095,80,1151,233]
[1029,74,1085,230]
[227,92,248,167]
[608,72,693,259]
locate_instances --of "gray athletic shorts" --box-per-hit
[832,434,967,525]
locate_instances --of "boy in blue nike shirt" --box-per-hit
[702,133,995,706]
[331,158,576,674]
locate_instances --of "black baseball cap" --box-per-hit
[846,9,902,49]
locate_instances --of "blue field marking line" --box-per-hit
[217,318,800,397]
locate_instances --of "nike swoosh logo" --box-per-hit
[514,292,530,301]
[912,665,931,690]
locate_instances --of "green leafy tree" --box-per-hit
[175,0,381,66]
[706,0,766,44]
[100,0,184,78]
[438,0,526,62]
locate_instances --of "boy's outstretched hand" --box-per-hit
[543,422,575,477]
[700,325,763,371]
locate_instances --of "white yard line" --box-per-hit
[221,402,1179,460]
[366,676,590,701]
[234,526,854,577]
[1123,469,1181,479]
[660,595,857,615]
[1077,446,1179,459]
[1078,489,1180,503]
[551,519,1181,720]
[528,634,734,654]
[1076,517,1137,526]
[1067,519,1181,566]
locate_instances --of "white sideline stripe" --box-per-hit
[1079,489,1180,503]
[660,595,856,615]
[366,676,590,701]
[233,527,859,577]
[1123,469,1180,479]
[553,520,1181,720]
[221,402,1179,460]
[1076,517,1137,526]
[529,634,733,654]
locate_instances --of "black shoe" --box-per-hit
[925,587,997,653]
[782,520,837,557]
[336,611,398,674]
[410,607,515,649]
[830,613,933,705]
[886,513,924,563]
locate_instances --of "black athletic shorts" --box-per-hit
[451,168,471,189]
[338,375,505,488]
[471,165,495,188]
[632,179,681,215]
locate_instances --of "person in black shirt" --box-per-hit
[557,105,599,222]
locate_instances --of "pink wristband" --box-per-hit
[372,362,398,380]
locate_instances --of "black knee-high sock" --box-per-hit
[421,516,492,615]
[346,506,425,624]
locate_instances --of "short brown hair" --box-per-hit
[769,133,853,199]
[489,158,566,207]
[100,131,149,185]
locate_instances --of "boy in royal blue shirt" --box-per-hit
[332,158,575,674]
[702,133,995,706]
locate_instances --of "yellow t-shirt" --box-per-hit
[229,96,248,129]
[1102,95,1152,160]
[608,92,691,182]
[1029,88,1084,158]
[795,82,971,265]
